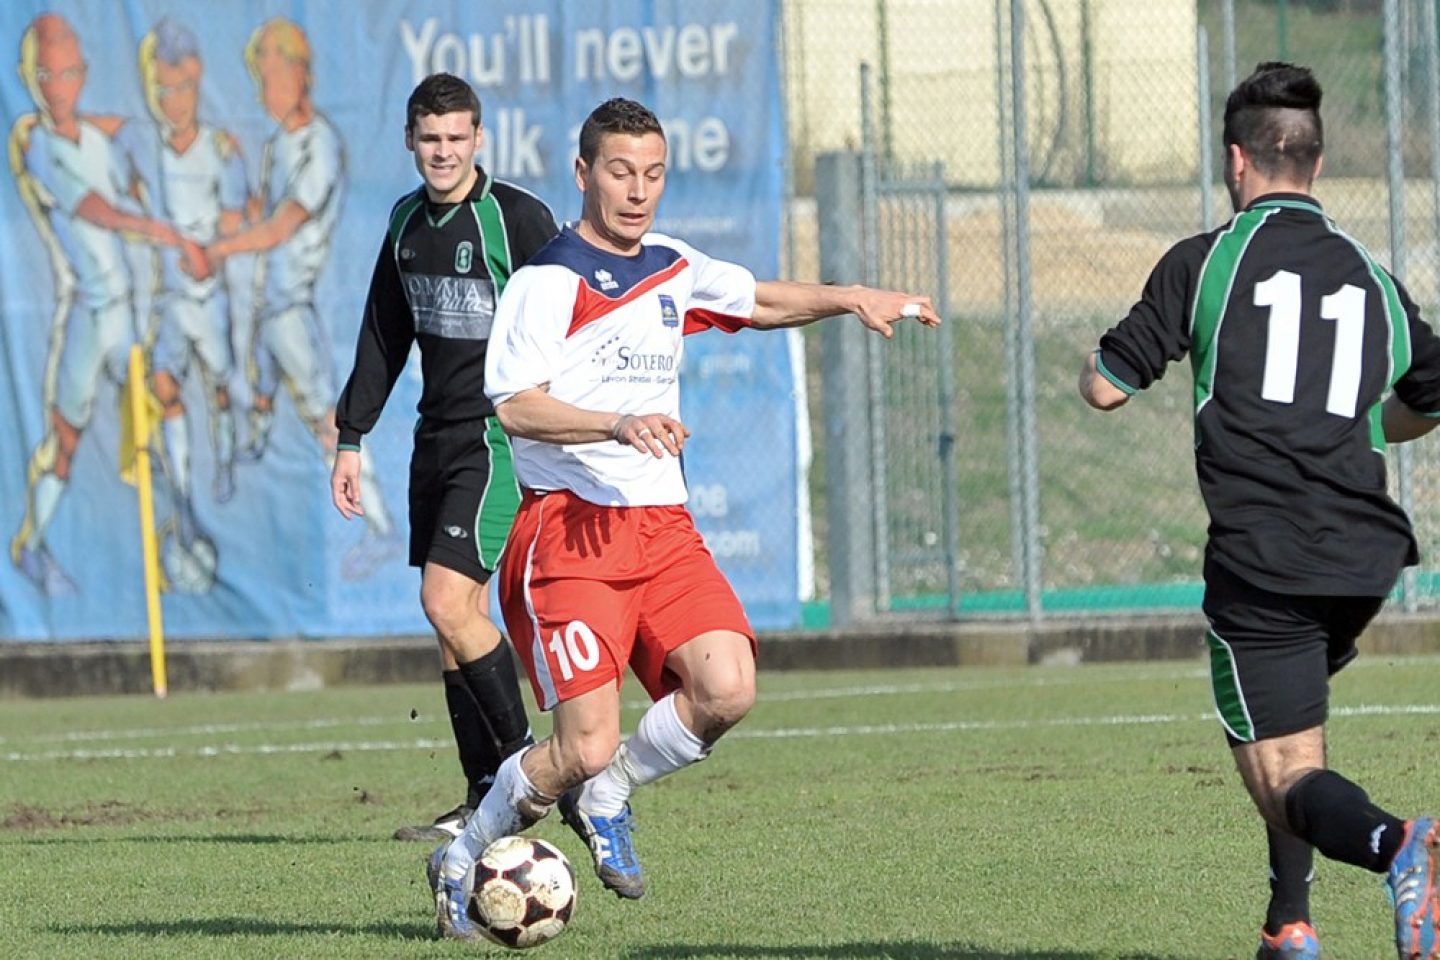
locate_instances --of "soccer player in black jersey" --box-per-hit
[1080,63,1440,960]
[331,73,558,842]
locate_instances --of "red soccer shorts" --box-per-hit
[497,489,756,710]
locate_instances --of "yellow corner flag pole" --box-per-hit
[126,345,167,698]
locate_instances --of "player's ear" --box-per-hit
[474,123,484,152]
[404,125,413,152]
[574,156,588,192]
[1313,152,1324,182]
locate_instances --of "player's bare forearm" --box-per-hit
[750,281,941,337]
[496,389,688,457]
[1078,350,1130,411]
[1382,394,1440,442]
[495,388,623,444]
[209,200,309,261]
[74,193,178,246]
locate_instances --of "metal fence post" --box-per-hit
[1198,26,1214,232]
[860,64,893,612]
[1383,0,1417,611]
[816,150,877,625]
[1010,0,1043,621]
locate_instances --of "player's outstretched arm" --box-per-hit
[1078,350,1131,411]
[750,281,940,336]
[496,388,688,459]
[1382,394,1440,443]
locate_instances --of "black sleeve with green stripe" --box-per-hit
[1392,274,1440,417]
[335,236,415,449]
[1097,233,1210,393]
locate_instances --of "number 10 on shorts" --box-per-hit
[548,621,600,680]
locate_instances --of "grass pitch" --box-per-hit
[3,655,1438,959]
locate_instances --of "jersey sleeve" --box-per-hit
[485,264,578,406]
[335,237,415,447]
[216,131,249,210]
[283,125,341,216]
[662,236,756,335]
[512,195,559,264]
[1391,277,1440,416]
[1096,234,1207,392]
[25,128,90,215]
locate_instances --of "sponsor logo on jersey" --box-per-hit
[401,247,417,260]
[594,268,619,292]
[444,525,469,540]
[615,347,675,372]
[658,293,679,327]
[404,273,496,340]
[455,241,473,274]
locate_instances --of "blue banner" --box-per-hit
[0,0,798,640]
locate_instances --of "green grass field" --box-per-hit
[4,657,1438,959]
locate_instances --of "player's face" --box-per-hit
[154,56,201,133]
[577,131,667,255]
[406,110,482,203]
[254,38,305,121]
[34,33,85,121]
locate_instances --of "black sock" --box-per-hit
[457,644,534,758]
[1284,769,1406,873]
[443,670,501,808]
[1263,825,1313,934]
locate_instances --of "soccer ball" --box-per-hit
[469,836,577,948]
[161,531,218,593]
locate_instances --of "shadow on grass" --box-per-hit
[2,833,388,845]
[623,945,1178,960]
[49,918,433,939]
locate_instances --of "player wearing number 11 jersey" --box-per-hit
[1080,63,1440,959]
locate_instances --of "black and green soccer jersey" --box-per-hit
[1097,192,1440,596]
[336,167,558,444]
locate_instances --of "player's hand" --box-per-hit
[330,448,365,519]
[611,412,690,458]
[853,289,941,339]
[179,239,212,281]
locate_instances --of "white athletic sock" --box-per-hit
[162,414,191,498]
[443,748,555,880]
[214,406,235,468]
[32,472,65,540]
[581,693,707,818]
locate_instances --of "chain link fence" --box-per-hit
[782,0,1440,623]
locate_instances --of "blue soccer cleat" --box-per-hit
[558,789,646,899]
[1255,921,1321,960]
[427,843,482,942]
[1387,817,1439,960]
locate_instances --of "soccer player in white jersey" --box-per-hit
[201,17,399,580]
[429,97,941,938]
[9,13,203,596]
[139,18,248,543]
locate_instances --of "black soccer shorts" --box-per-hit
[408,416,520,583]
[1201,556,1384,745]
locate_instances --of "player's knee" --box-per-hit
[554,728,621,784]
[420,582,473,639]
[691,670,755,732]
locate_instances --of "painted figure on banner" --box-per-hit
[8,12,203,596]
[198,16,401,581]
[133,17,252,593]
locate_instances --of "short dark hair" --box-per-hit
[1223,62,1323,180]
[578,98,665,165]
[406,72,481,132]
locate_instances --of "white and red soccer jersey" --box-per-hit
[485,227,757,506]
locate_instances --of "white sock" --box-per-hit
[443,748,554,880]
[581,693,707,818]
[32,472,66,539]
[162,415,191,498]
[214,406,235,468]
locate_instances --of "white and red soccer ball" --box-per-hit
[468,836,577,948]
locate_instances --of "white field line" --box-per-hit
[4,702,1438,763]
[0,666,1216,747]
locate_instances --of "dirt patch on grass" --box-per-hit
[1,800,157,831]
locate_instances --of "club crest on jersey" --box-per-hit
[594,268,619,292]
[454,241,473,274]
[658,294,679,327]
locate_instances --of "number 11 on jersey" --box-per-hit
[1255,269,1366,418]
